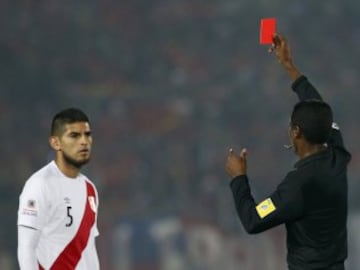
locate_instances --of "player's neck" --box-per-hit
[298,143,327,160]
[54,158,80,178]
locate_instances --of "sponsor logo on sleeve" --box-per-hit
[21,199,38,217]
[256,198,276,219]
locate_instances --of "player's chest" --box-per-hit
[48,180,92,230]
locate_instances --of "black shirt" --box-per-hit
[230,76,351,270]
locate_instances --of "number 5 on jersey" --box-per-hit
[66,206,73,227]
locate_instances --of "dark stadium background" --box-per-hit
[1,1,359,269]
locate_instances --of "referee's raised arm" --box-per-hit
[270,33,323,101]
[270,33,349,151]
[270,33,302,82]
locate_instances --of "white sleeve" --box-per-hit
[18,177,48,230]
[17,225,41,270]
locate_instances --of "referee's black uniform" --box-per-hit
[230,76,351,270]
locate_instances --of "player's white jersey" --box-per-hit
[17,161,100,270]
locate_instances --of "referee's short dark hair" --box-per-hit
[290,99,333,144]
[51,108,90,136]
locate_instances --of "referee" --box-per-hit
[226,34,351,270]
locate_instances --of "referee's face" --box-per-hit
[56,122,93,168]
[288,124,300,155]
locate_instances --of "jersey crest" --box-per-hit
[88,196,97,213]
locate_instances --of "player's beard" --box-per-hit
[63,151,90,169]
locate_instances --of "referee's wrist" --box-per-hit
[230,174,247,184]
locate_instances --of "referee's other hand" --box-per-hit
[226,148,247,178]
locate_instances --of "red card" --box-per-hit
[260,18,276,45]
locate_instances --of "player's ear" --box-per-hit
[290,125,302,139]
[49,136,61,151]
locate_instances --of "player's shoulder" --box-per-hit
[25,161,58,188]
[80,173,99,197]
[79,171,96,185]
[84,177,98,191]
[283,167,309,186]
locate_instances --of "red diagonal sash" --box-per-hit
[39,181,96,270]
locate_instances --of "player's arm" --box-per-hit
[271,33,321,100]
[272,33,348,150]
[270,33,302,82]
[17,178,47,269]
[291,75,349,151]
[226,150,303,233]
[18,225,41,270]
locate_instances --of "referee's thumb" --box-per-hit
[240,148,247,159]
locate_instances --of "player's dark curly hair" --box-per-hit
[51,108,90,136]
[290,99,333,144]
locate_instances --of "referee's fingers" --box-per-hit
[240,148,247,159]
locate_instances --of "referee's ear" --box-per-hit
[49,136,61,151]
[290,125,302,140]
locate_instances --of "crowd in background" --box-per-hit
[1,1,360,269]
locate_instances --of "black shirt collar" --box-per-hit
[294,147,330,169]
